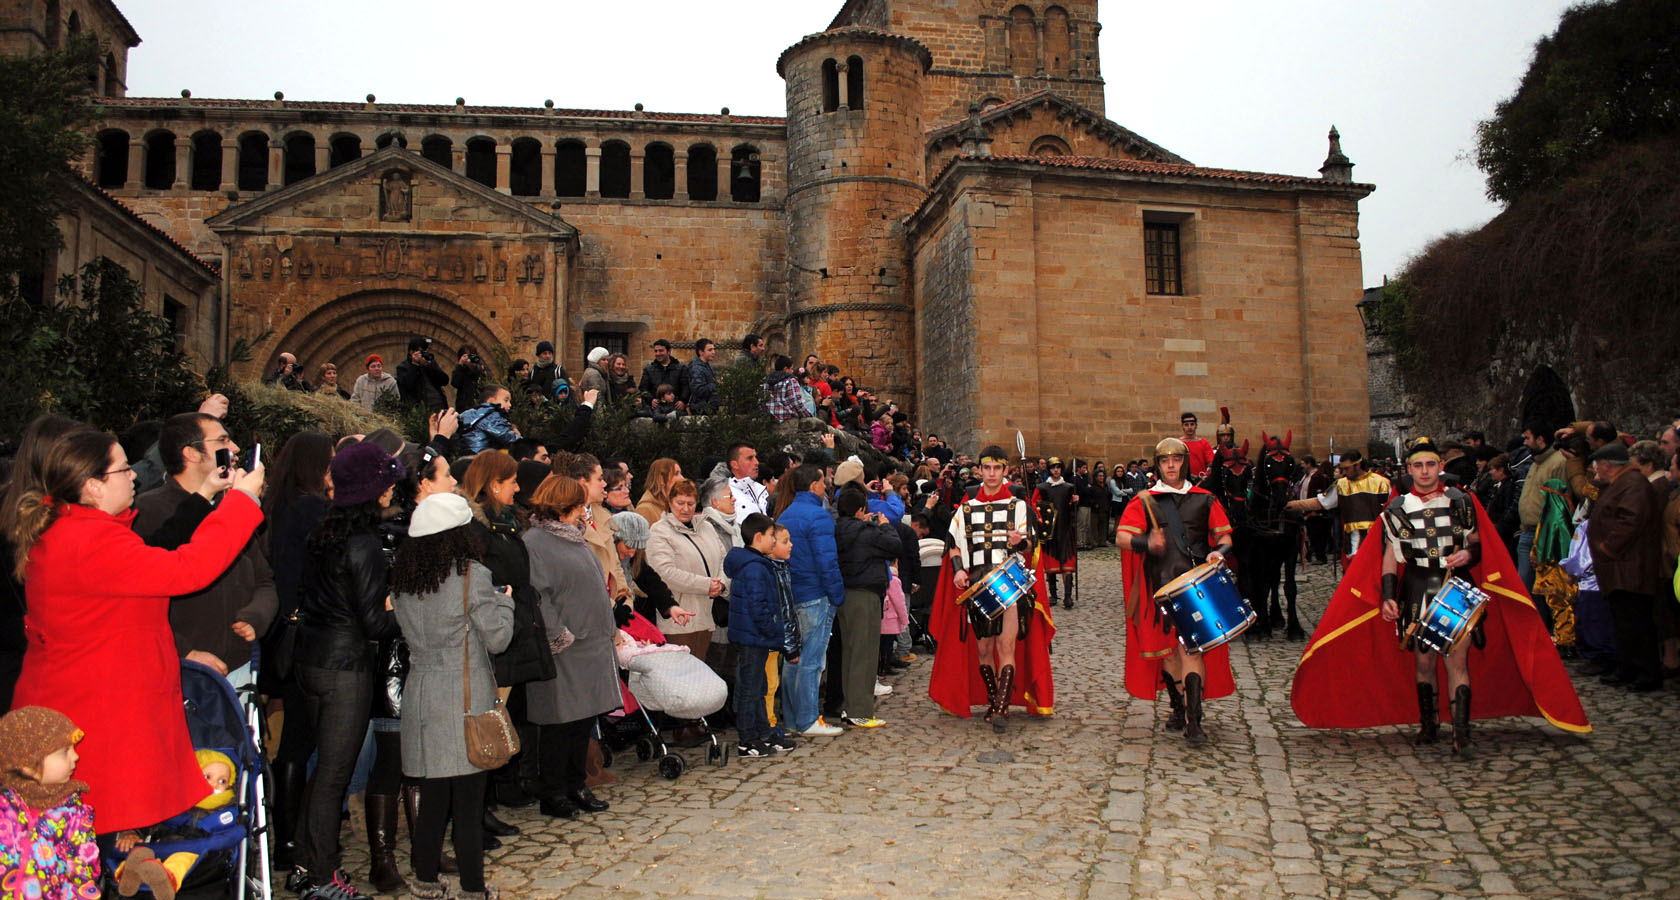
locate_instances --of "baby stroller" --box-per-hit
[602,645,731,779]
[101,654,272,900]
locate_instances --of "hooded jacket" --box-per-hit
[459,402,519,453]
[834,513,902,596]
[723,547,786,652]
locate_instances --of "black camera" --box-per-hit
[468,353,484,367]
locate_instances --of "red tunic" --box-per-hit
[1185,438,1214,479]
[1290,496,1589,733]
[12,493,263,833]
[1115,485,1237,700]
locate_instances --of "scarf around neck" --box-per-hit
[532,516,587,544]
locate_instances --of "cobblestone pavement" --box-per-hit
[327,550,1680,899]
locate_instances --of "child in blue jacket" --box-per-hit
[724,514,801,757]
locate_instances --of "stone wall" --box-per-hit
[910,159,1372,464]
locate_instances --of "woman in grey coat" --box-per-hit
[521,473,623,820]
[389,493,514,900]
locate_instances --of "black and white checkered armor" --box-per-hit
[962,499,1023,572]
[1381,489,1475,572]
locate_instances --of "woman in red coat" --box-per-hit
[8,427,265,834]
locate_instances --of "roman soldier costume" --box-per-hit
[1032,457,1079,609]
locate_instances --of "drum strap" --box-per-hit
[1153,494,1196,561]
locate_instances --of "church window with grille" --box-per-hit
[1144,223,1182,296]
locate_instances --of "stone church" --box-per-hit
[9,0,1374,460]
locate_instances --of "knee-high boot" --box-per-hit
[365,792,407,895]
[402,782,457,874]
[267,759,306,872]
[1414,683,1439,745]
[978,664,998,724]
[992,665,1015,733]
[1183,673,1207,747]
[1160,673,1186,731]
[1450,685,1474,757]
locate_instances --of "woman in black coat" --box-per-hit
[289,443,405,897]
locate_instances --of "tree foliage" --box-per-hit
[0,259,206,441]
[0,33,102,280]
[1474,0,1680,203]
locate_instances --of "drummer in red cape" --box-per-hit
[927,445,1055,732]
[1291,436,1590,752]
[1115,436,1236,747]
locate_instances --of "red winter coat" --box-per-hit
[12,492,263,833]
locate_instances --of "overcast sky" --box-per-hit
[119,0,1576,286]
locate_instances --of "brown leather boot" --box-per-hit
[992,665,1015,733]
[583,737,619,787]
[978,664,998,723]
[365,792,406,895]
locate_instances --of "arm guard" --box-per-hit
[1381,572,1399,604]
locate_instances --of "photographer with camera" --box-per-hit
[262,352,310,392]
[397,337,449,414]
[450,344,487,413]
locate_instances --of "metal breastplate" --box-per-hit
[1386,500,1468,572]
[964,499,1017,572]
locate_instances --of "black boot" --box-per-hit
[403,782,457,874]
[1414,683,1439,745]
[1062,575,1074,610]
[1160,673,1186,732]
[978,664,998,724]
[1183,673,1207,747]
[268,759,305,872]
[482,806,520,837]
[365,792,407,894]
[993,665,1015,734]
[1450,685,1474,757]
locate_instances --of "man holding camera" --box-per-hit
[450,344,486,413]
[262,352,310,392]
[397,336,449,413]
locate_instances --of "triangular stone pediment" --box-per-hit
[206,144,577,240]
[927,90,1188,165]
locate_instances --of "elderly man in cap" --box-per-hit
[1587,441,1665,692]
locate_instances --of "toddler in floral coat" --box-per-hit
[0,706,101,900]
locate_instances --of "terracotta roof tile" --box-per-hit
[99,96,784,126]
[70,171,220,276]
[776,26,933,75]
[946,154,1374,191]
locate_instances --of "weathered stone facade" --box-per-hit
[8,0,1376,459]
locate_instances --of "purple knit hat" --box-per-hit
[330,441,407,507]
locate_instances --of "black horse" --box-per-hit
[1246,431,1306,640]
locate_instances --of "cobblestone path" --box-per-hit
[331,550,1679,899]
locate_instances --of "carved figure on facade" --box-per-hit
[237,251,253,279]
[380,169,412,222]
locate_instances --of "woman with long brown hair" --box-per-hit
[0,414,83,712]
[635,458,683,526]
[8,425,265,834]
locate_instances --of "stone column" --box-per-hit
[219,140,237,192]
[267,142,283,190]
[1035,20,1047,75]
[539,143,556,198]
[838,60,850,110]
[717,153,732,202]
[313,142,329,174]
[584,143,601,197]
[630,148,645,200]
[451,146,466,175]
[495,144,511,194]
[124,139,142,190]
[673,153,689,201]
[172,136,189,190]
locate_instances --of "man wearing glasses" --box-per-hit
[1287,449,1393,566]
[131,412,275,690]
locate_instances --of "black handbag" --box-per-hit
[492,585,558,686]
[266,611,300,679]
[373,636,409,719]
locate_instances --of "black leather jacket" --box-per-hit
[295,529,399,671]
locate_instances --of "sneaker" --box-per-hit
[737,741,778,757]
[767,733,798,753]
[301,869,371,900]
[874,681,893,697]
[842,716,886,728]
[800,720,843,736]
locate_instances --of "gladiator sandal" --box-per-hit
[1414,683,1440,745]
[993,665,1016,733]
[978,664,999,724]
[1182,673,1208,747]
[1450,686,1474,757]
[1161,673,1187,732]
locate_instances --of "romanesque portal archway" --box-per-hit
[272,290,504,386]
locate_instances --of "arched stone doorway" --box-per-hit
[272,290,504,387]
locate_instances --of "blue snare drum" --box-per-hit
[1154,562,1256,652]
[960,554,1035,620]
[1406,577,1488,655]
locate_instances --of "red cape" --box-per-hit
[1290,495,1589,733]
[1119,545,1238,701]
[927,556,1056,717]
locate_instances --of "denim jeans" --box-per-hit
[734,646,772,744]
[782,597,835,732]
[1515,529,1553,633]
[294,664,372,877]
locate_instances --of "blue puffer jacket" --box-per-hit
[459,403,519,453]
[723,547,782,652]
[778,491,846,606]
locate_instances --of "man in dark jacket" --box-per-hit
[830,487,901,727]
[1586,442,1665,691]
[639,339,687,407]
[530,340,568,399]
[686,338,719,413]
[131,412,277,687]
[395,337,449,413]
